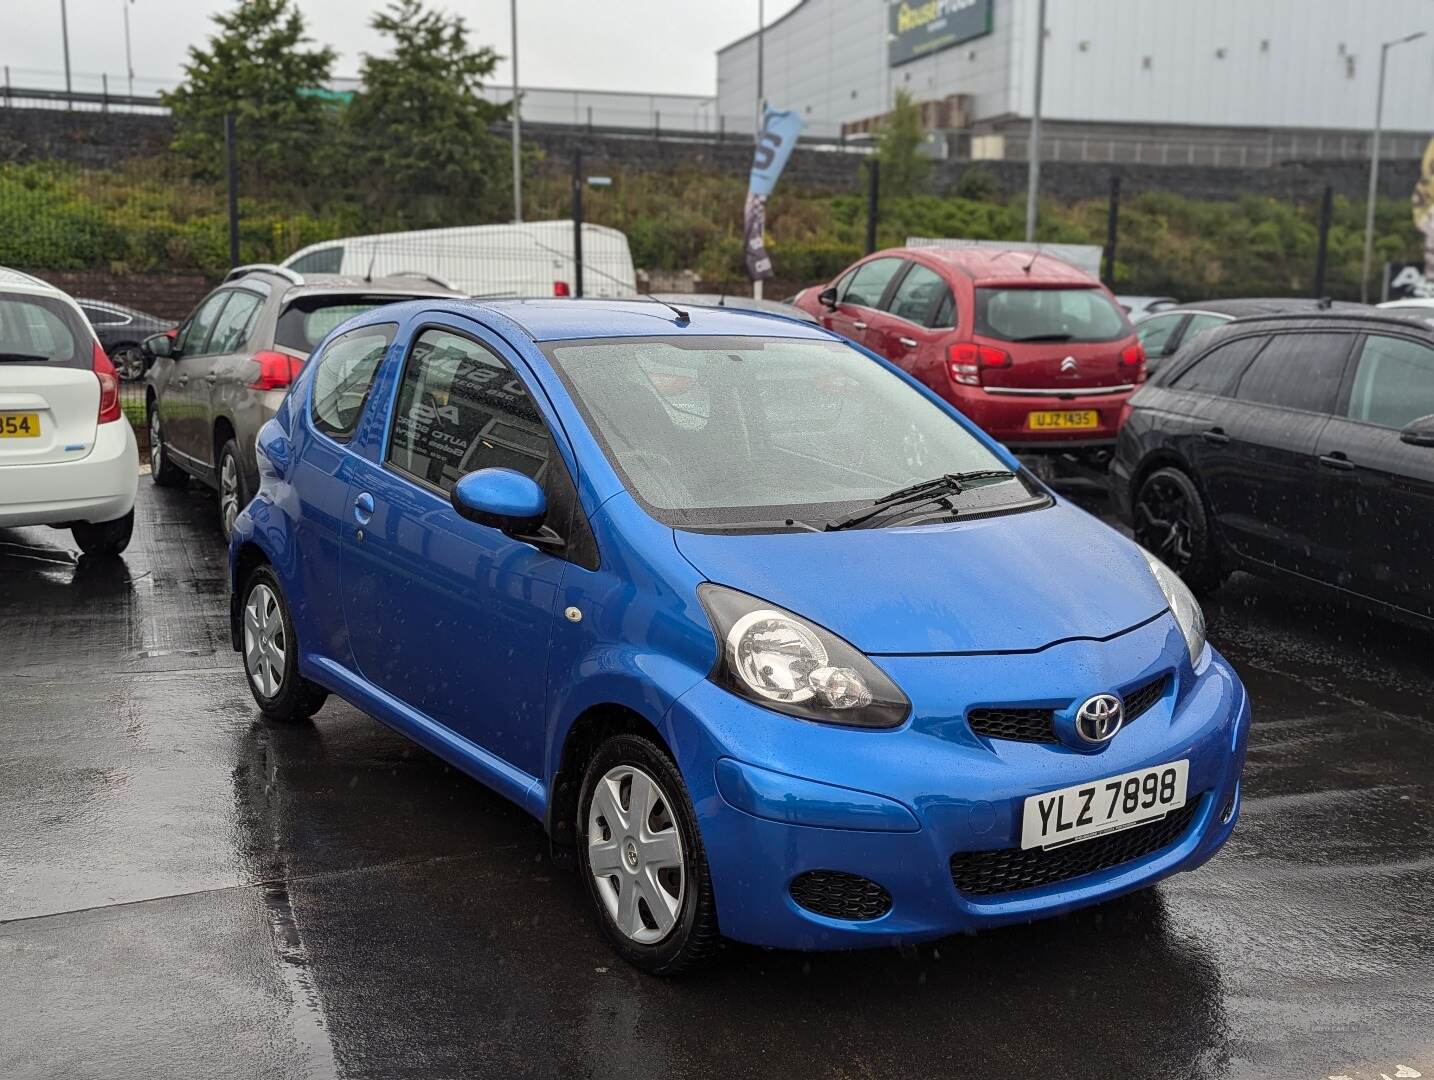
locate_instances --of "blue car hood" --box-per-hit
[672,501,1168,656]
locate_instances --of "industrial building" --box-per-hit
[716,0,1434,165]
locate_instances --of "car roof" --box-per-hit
[0,266,64,297]
[1164,297,1370,318]
[651,293,820,323]
[444,298,835,342]
[1220,309,1434,334]
[283,274,462,297]
[896,247,1099,287]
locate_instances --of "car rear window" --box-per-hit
[975,287,1130,343]
[276,294,427,354]
[0,292,91,367]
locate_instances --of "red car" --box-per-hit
[793,248,1145,464]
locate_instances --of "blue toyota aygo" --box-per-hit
[229,298,1249,974]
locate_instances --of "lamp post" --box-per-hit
[59,0,73,106]
[1024,0,1047,243]
[123,0,135,99]
[1362,30,1426,303]
[510,0,522,223]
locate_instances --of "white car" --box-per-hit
[0,268,138,556]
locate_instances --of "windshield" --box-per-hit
[544,335,1040,529]
[0,292,90,367]
[276,294,426,354]
[976,287,1131,343]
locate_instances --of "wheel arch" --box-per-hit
[229,541,271,651]
[213,415,237,468]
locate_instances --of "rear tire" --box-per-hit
[1133,466,1226,594]
[71,509,134,558]
[217,438,250,541]
[578,733,721,975]
[111,344,145,382]
[148,406,187,488]
[240,565,328,723]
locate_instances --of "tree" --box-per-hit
[344,0,512,226]
[163,0,336,183]
[876,89,931,199]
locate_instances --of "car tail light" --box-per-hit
[948,343,1011,386]
[1120,342,1147,383]
[250,351,304,391]
[93,341,121,424]
[553,281,571,297]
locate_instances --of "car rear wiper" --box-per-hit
[0,352,51,363]
[1008,333,1074,343]
[824,470,1018,532]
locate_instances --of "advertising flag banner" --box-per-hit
[1416,135,1434,282]
[745,106,805,281]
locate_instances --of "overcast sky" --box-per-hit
[3,0,803,96]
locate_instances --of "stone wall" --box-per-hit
[22,268,212,322]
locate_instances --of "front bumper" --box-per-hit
[0,419,138,528]
[667,617,1249,950]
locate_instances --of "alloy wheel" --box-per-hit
[1135,475,1195,569]
[149,412,163,474]
[220,453,240,537]
[113,346,145,382]
[587,765,686,944]
[243,583,287,698]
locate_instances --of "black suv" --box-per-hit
[1112,311,1434,623]
[143,265,458,538]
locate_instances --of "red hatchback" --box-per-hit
[793,248,1145,462]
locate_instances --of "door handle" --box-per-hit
[1318,452,1356,472]
[353,491,375,525]
[899,336,918,348]
[853,321,868,331]
[1200,428,1230,445]
[205,373,218,385]
[175,374,189,387]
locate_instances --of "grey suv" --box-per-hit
[143,265,458,537]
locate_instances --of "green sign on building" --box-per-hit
[888,0,994,67]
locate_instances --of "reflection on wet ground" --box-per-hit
[2,482,1431,1079]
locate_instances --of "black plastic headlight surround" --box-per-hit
[697,583,910,729]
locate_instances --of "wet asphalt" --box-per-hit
[1,478,1432,1080]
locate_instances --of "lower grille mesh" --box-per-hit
[789,870,893,921]
[949,797,1202,896]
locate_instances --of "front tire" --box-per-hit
[149,406,187,488]
[71,509,134,557]
[240,566,328,722]
[1133,466,1226,594]
[578,733,721,975]
[217,438,250,541]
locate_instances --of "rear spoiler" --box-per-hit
[224,263,304,287]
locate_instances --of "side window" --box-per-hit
[178,291,230,356]
[1234,332,1353,414]
[834,268,859,302]
[1346,334,1434,429]
[932,291,956,329]
[1171,335,1265,397]
[388,328,552,493]
[1182,313,1229,339]
[80,304,121,326]
[206,290,264,355]
[288,246,344,274]
[841,258,904,309]
[1135,313,1185,354]
[311,323,398,441]
[884,263,948,325]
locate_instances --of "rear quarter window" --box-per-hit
[0,293,91,367]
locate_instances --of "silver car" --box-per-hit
[143,265,459,538]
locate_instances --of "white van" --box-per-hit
[281,221,637,299]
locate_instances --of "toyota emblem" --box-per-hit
[1075,693,1124,743]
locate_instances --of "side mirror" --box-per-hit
[143,331,174,359]
[1400,415,1434,447]
[451,468,548,536]
[818,286,839,311]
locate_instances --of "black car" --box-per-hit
[1112,311,1434,623]
[1134,298,1370,368]
[77,299,173,381]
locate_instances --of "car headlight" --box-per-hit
[697,584,910,728]
[1140,548,1206,665]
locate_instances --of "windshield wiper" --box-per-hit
[684,517,822,534]
[0,352,51,363]
[824,470,1018,532]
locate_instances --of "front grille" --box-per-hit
[1122,675,1169,724]
[789,870,893,921]
[949,797,1202,896]
[966,674,1171,745]
[966,706,1058,744]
